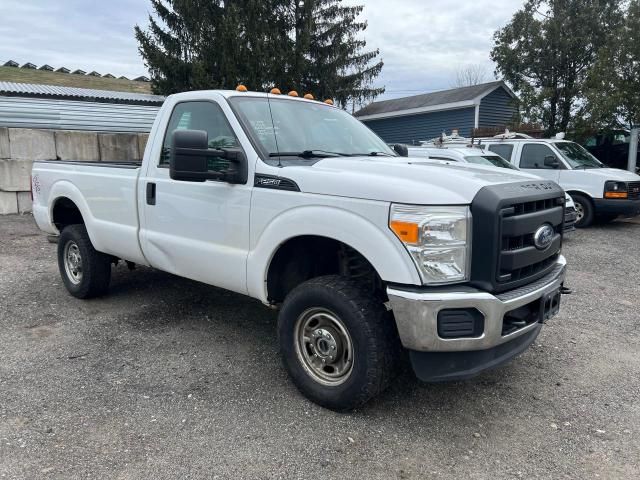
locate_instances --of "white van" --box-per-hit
[481,137,640,227]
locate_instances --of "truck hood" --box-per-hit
[282,156,545,204]
[571,167,640,182]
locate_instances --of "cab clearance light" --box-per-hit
[324,99,334,105]
[236,85,248,92]
[390,220,419,244]
[304,93,314,100]
[270,88,281,94]
[288,90,299,97]
[604,191,628,199]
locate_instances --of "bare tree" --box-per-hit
[452,64,489,88]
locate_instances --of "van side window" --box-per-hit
[520,144,557,169]
[488,144,514,161]
[159,101,239,167]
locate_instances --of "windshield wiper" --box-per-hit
[269,150,350,158]
[356,151,395,157]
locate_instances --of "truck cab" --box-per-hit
[32,89,568,410]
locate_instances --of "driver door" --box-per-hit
[516,143,562,182]
[139,100,252,295]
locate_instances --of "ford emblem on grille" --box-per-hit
[534,224,555,250]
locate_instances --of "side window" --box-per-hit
[584,136,597,148]
[488,144,514,161]
[160,101,239,169]
[519,144,557,169]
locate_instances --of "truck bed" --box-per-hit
[31,159,148,265]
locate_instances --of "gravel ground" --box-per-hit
[0,214,638,480]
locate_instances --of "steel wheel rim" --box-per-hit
[294,308,354,386]
[63,241,83,285]
[575,202,584,222]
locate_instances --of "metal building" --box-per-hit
[354,81,518,144]
[0,81,164,133]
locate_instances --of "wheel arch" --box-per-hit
[247,205,421,304]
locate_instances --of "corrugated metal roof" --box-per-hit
[0,81,165,105]
[354,81,512,118]
[0,96,160,133]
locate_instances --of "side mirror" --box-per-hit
[170,129,247,184]
[544,155,560,169]
[393,144,409,157]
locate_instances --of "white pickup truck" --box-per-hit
[32,89,568,410]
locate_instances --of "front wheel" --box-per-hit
[571,193,594,228]
[57,225,112,298]
[278,275,400,411]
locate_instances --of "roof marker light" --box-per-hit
[303,93,314,100]
[236,85,248,92]
[288,90,299,97]
[324,99,334,105]
[270,88,281,95]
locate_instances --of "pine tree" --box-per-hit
[134,0,384,107]
[284,0,384,108]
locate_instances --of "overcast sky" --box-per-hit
[0,0,523,99]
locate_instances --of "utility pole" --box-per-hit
[628,126,639,172]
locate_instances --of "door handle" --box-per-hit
[146,182,156,205]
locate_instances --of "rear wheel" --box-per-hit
[278,275,400,411]
[57,225,111,298]
[571,193,594,228]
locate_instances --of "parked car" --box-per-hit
[479,135,640,227]
[406,144,577,233]
[581,129,639,172]
[31,88,568,410]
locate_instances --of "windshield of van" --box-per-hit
[464,154,517,169]
[556,141,604,169]
[228,96,396,162]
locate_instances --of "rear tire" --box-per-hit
[57,225,111,299]
[571,193,594,228]
[278,275,400,411]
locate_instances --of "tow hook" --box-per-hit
[560,285,572,295]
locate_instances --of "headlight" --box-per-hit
[604,181,628,199]
[389,204,471,285]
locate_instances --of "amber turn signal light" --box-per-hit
[604,191,628,199]
[390,221,419,244]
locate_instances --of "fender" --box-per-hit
[247,204,421,303]
[48,180,148,265]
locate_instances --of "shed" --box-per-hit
[87,71,101,77]
[134,76,150,82]
[39,64,54,71]
[56,67,71,73]
[72,69,86,75]
[21,62,37,69]
[354,81,518,145]
[3,60,19,68]
[0,81,164,132]
[102,73,115,78]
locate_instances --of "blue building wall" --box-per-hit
[478,87,518,128]
[363,107,476,145]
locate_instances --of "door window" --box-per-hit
[488,144,514,161]
[519,144,558,169]
[159,101,239,170]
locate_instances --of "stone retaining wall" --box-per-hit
[0,127,149,214]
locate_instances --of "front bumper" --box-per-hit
[593,198,640,217]
[387,255,567,380]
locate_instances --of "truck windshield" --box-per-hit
[229,96,396,161]
[556,141,604,169]
[464,155,517,169]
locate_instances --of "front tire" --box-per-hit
[57,225,111,299]
[278,275,400,411]
[571,193,594,228]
